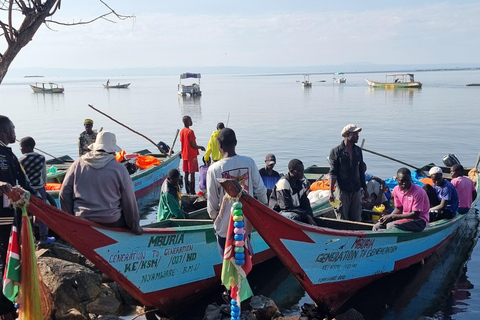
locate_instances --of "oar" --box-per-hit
[168,129,180,156]
[15,139,70,163]
[360,139,422,171]
[88,104,168,156]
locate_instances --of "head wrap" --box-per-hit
[84,119,94,125]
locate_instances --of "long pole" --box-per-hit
[88,104,168,156]
[168,129,180,156]
[360,139,421,171]
[226,113,230,127]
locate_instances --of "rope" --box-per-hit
[218,187,245,220]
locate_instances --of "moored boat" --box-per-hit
[302,75,312,87]
[30,82,64,93]
[46,150,181,207]
[333,72,346,84]
[219,158,480,314]
[26,196,274,318]
[365,73,422,88]
[178,73,201,96]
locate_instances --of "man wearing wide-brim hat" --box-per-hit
[60,131,143,235]
[328,124,369,221]
[78,118,97,156]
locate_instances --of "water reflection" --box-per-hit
[178,95,202,120]
[303,85,311,101]
[365,87,420,105]
[31,92,65,110]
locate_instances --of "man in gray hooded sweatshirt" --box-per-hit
[60,131,142,235]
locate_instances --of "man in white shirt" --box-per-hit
[206,128,267,256]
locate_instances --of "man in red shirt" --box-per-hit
[180,116,205,194]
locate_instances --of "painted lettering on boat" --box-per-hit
[124,258,161,273]
[316,250,358,263]
[148,233,185,247]
[140,268,176,283]
[182,263,200,274]
[350,238,375,250]
[109,251,146,263]
[360,245,397,258]
[163,244,194,256]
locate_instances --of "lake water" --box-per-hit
[2,69,480,319]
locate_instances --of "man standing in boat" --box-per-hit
[206,128,267,256]
[78,119,97,156]
[373,167,430,232]
[328,124,368,221]
[180,116,205,194]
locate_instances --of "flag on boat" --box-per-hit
[220,203,253,304]
[2,214,20,303]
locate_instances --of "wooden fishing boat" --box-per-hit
[219,159,480,314]
[26,196,274,318]
[46,150,181,207]
[103,82,130,89]
[30,82,64,93]
[365,73,422,89]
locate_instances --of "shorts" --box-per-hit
[183,158,199,173]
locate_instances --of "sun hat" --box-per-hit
[84,119,94,125]
[265,153,276,165]
[88,131,122,153]
[341,124,362,137]
[429,166,443,175]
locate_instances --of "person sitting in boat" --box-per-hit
[259,153,281,199]
[60,131,143,235]
[373,167,430,232]
[422,166,459,221]
[361,166,392,212]
[157,168,186,221]
[78,118,97,156]
[269,159,316,226]
[450,164,477,214]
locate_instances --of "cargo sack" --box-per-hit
[442,153,461,167]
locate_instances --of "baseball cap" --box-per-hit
[341,124,362,137]
[265,153,276,165]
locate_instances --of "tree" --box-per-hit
[0,0,133,84]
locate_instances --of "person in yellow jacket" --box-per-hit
[203,122,225,163]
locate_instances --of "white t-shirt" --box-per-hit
[207,155,267,237]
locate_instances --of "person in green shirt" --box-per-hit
[157,169,186,221]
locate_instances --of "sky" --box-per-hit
[4,0,480,70]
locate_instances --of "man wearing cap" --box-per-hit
[259,153,281,198]
[78,119,97,156]
[373,167,430,232]
[422,166,459,221]
[60,131,143,235]
[329,124,368,221]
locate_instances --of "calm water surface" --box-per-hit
[2,70,480,319]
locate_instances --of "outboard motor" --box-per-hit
[157,141,170,154]
[442,153,461,167]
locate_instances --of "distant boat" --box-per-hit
[365,73,422,88]
[103,81,130,89]
[333,72,346,84]
[466,83,480,86]
[30,82,64,93]
[178,73,202,96]
[302,75,312,87]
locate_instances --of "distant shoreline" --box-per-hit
[24,75,45,78]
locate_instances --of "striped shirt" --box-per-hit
[19,152,46,188]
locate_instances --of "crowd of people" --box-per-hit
[0,113,478,319]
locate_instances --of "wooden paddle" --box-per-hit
[88,104,168,156]
[360,139,422,171]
